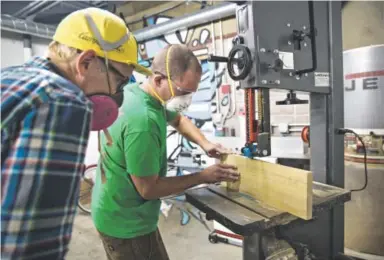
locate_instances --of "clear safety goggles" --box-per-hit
[154,71,195,96]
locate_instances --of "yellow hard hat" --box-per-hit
[53,7,151,76]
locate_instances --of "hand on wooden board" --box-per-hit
[198,163,239,184]
[220,154,241,191]
[202,142,233,159]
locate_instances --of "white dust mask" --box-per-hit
[166,93,193,112]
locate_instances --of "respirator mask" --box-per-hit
[166,93,193,112]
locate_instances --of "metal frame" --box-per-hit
[237,1,332,94]
[185,1,347,259]
[240,1,345,258]
[326,1,345,255]
[243,233,262,260]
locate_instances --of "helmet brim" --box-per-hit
[128,62,152,76]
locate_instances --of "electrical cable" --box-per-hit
[167,130,177,138]
[168,142,182,161]
[336,128,368,192]
[167,129,182,162]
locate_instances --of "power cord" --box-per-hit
[336,128,368,192]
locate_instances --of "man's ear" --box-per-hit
[76,50,97,76]
[152,74,163,88]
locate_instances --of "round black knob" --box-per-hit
[227,45,253,81]
[232,36,244,45]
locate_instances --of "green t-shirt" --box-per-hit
[91,83,178,239]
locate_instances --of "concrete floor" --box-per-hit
[67,206,242,260]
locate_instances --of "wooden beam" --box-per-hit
[221,154,313,220]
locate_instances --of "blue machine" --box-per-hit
[241,144,258,158]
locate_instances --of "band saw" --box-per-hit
[185,1,352,259]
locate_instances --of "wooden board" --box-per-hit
[221,154,313,220]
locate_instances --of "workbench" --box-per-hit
[185,183,351,259]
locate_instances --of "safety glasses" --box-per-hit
[154,71,195,96]
[98,57,131,93]
[76,48,130,94]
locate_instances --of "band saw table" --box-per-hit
[186,183,351,259]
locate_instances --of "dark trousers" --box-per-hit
[98,229,170,260]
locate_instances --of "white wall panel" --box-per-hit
[31,36,50,57]
[1,31,24,68]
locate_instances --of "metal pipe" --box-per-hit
[26,1,63,21]
[96,2,108,8]
[134,2,237,42]
[61,1,96,10]
[13,0,48,18]
[0,14,55,39]
[19,1,50,19]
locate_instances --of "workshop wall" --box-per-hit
[1,31,50,68]
[342,1,384,50]
[1,31,24,68]
[31,36,50,57]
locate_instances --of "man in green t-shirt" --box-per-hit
[91,44,239,260]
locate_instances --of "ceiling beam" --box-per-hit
[124,2,184,24]
[26,1,63,21]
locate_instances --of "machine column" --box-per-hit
[327,1,345,256]
[243,232,263,260]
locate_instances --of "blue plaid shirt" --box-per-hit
[1,57,93,259]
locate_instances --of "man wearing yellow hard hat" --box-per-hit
[1,7,150,259]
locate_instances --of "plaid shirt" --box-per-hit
[1,57,93,259]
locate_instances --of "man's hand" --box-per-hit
[198,163,239,184]
[130,163,239,200]
[172,116,232,158]
[202,142,232,159]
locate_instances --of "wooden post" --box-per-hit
[221,154,241,191]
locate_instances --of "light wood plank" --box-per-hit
[221,154,313,220]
